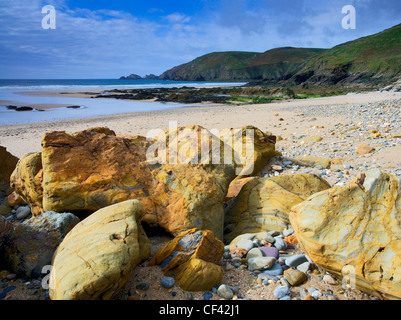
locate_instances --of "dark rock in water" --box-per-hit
[6,105,17,110]
[66,105,80,109]
[120,74,142,80]
[35,109,45,112]
[15,106,33,112]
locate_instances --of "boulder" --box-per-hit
[2,212,79,278]
[224,174,331,243]
[148,228,224,291]
[10,152,43,216]
[40,128,155,215]
[49,200,150,300]
[290,169,401,300]
[146,124,236,238]
[218,126,278,178]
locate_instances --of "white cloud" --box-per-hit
[163,13,191,24]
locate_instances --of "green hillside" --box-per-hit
[159,47,326,82]
[292,23,401,85]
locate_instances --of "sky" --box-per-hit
[0,0,400,79]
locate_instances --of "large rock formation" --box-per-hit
[49,200,150,300]
[290,169,401,300]
[40,127,155,215]
[10,125,277,239]
[148,228,224,291]
[148,125,236,238]
[224,174,331,243]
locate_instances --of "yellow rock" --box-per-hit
[224,174,331,243]
[10,152,43,216]
[290,170,401,300]
[300,135,323,144]
[356,143,374,154]
[219,125,277,178]
[49,200,150,300]
[296,155,331,169]
[148,228,224,291]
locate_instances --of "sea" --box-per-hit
[0,79,247,126]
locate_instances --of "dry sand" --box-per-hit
[1,90,401,159]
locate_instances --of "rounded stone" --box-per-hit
[160,276,175,289]
[273,286,291,299]
[284,269,308,286]
[260,263,283,276]
[259,246,279,259]
[236,239,254,252]
[15,206,31,220]
[247,257,276,271]
[285,254,308,268]
[273,237,287,251]
[217,284,234,300]
[246,248,263,260]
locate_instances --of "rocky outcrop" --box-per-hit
[148,228,224,291]
[290,169,401,300]
[224,174,331,243]
[49,200,150,300]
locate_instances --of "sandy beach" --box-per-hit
[1,90,400,162]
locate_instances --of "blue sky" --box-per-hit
[0,0,400,79]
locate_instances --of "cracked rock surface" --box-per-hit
[290,169,401,300]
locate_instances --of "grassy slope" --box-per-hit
[160,47,325,81]
[293,23,401,84]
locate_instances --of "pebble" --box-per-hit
[203,292,213,300]
[217,284,234,300]
[284,269,308,286]
[273,237,287,251]
[273,286,291,299]
[296,261,311,273]
[323,274,337,285]
[246,248,263,260]
[285,254,308,268]
[236,239,254,252]
[136,282,150,291]
[260,263,283,276]
[247,257,276,271]
[15,206,31,220]
[160,276,175,289]
[259,246,279,259]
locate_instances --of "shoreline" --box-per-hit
[1,90,401,162]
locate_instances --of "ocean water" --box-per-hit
[0,79,246,126]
